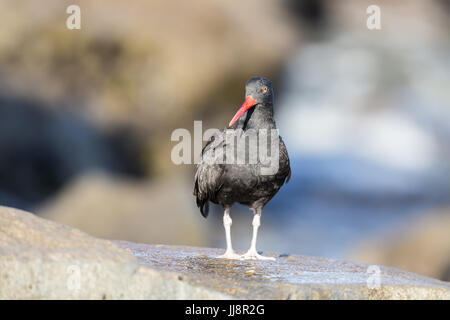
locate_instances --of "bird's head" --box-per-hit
[229,77,273,126]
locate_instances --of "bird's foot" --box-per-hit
[241,250,275,261]
[216,250,242,260]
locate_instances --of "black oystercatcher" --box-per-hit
[194,77,291,260]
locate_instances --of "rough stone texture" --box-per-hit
[116,242,450,300]
[1,206,449,299]
[0,206,227,299]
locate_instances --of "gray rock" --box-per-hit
[1,206,449,299]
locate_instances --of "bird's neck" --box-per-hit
[236,103,276,131]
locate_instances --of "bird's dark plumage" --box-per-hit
[194,77,291,218]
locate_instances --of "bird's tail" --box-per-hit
[198,199,209,218]
[194,179,209,218]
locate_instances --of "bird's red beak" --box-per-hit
[229,96,258,126]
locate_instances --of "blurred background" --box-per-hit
[0,0,449,281]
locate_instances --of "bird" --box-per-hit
[194,77,291,260]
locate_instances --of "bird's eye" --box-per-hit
[262,86,268,94]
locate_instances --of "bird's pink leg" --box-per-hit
[241,209,275,261]
[217,208,241,259]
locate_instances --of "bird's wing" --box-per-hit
[279,136,291,184]
[193,131,227,217]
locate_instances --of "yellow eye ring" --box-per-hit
[262,86,268,94]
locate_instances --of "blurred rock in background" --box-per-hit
[351,208,450,282]
[38,172,207,246]
[0,96,143,210]
[0,0,299,175]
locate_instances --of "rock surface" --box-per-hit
[1,206,449,299]
[0,206,225,299]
